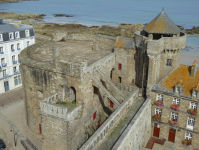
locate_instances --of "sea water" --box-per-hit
[0,0,198,65]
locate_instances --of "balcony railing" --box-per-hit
[187,109,197,115]
[14,71,20,74]
[3,74,8,77]
[2,63,7,67]
[11,49,15,52]
[154,100,163,106]
[17,48,21,50]
[182,139,192,146]
[171,104,180,110]
[0,52,4,54]
[13,60,18,64]
[153,114,161,121]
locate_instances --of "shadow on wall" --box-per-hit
[93,86,112,116]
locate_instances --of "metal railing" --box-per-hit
[11,49,15,52]
[2,63,7,67]
[13,60,18,64]
[26,138,38,150]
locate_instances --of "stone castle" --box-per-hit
[19,9,196,150]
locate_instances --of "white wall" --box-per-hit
[0,36,35,93]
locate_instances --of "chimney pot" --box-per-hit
[191,60,198,77]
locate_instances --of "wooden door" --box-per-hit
[153,123,160,138]
[168,128,176,142]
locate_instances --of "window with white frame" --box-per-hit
[156,94,163,101]
[12,55,15,62]
[187,117,195,126]
[14,75,21,85]
[171,112,178,121]
[11,44,14,51]
[17,43,20,50]
[173,98,180,105]
[9,32,14,40]
[1,58,5,64]
[0,34,3,41]
[13,67,16,73]
[25,30,30,37]
[3,69,6,76]
[27,41,30,47]
[190,102,198,109]
[0,46,3,53]
[15,31,20,38]
[155,108,162,114]
[185,132,192,140]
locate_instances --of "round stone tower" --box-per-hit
[134,8,186,95]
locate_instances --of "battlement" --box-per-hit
[40,93,83,121]
[134,31,186,55]
[40,93,68,120]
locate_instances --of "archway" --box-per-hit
[110,68,115,80]
[70,86,76,103]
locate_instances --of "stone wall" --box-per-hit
[111,96,151,150]
[151,91,199,149]
[79,88,138,150]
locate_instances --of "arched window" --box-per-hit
[70,86,76,103]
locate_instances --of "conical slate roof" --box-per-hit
[143,9,181,34]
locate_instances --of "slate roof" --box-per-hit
[0,19,33,34]
[152,63,199,97]
[143,10,181,34]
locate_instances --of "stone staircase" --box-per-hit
[92,77,120,107]
[99,71,124,98]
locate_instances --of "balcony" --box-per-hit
[11,49,15,52]
[154,100,163,106]
[171,104,180,111]
[0,52,4,54]
[187,109,197,115]
[14,71,20,74]
[17,48,21,50]
[153,114,161,121]
[2,63,7,67]
[182,139,192,146]
[3,74,8,77]
[168,120,178,125]
[13,60,17,64]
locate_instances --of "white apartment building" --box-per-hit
[0,18,35,94]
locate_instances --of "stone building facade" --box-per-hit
[19,9,191,150]
[151,61,199,149]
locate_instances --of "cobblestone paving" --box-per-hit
[0,87,23,108]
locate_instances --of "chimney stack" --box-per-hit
[191,60,198,77]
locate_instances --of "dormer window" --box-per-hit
[25,30,30,37]
[0,34,3,41]
[15,31,20,38]
[9,32,14,40]
[193,90,198,97]
[177,87,180,93]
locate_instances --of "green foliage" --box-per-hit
[72,100,76,105]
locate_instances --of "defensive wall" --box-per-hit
[79,87,139,150]
[112,96,151,150]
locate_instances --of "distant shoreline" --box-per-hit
[0,11,199,37]
[0,0,35,3]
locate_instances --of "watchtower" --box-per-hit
[134,8,186,96]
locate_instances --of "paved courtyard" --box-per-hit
[0,88,43,150]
